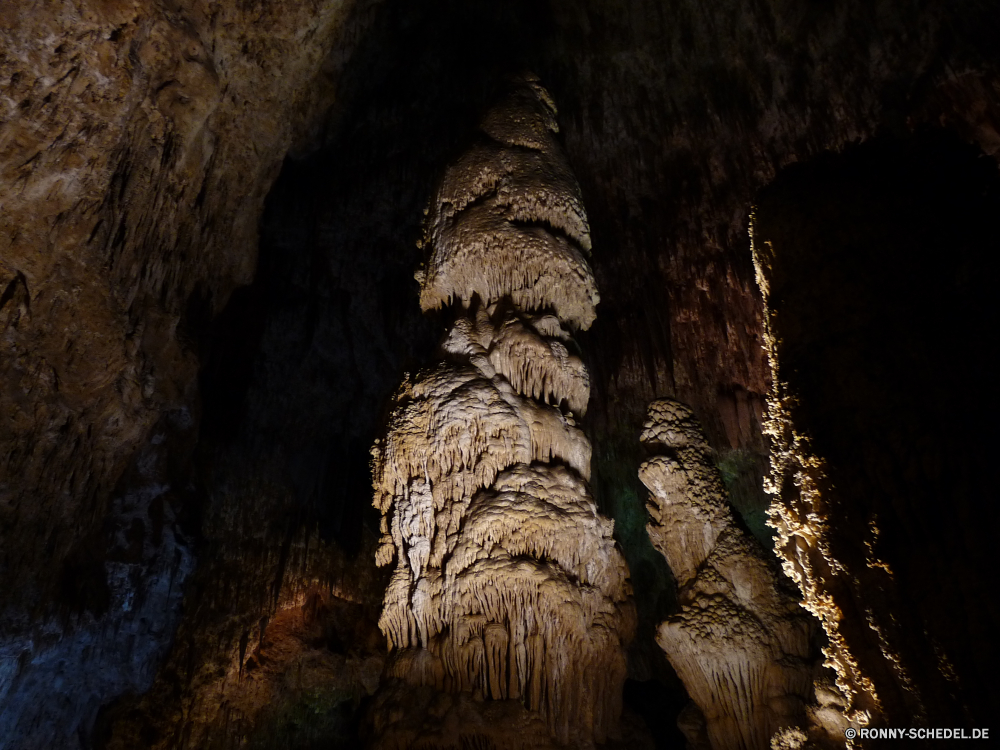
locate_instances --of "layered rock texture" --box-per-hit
[638,399,814,750]
[2,0,999,748]
[370,77,633,749]
[752,132,1000,731]
[0,2,397,746]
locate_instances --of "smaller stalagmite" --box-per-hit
[639,399,814,750]
[370,75,633,749]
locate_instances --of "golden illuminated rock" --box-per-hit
[750,225,881,743]
[370,75,633,749]
[639,398,814,750]
[417,77,599,331]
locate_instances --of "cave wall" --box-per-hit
[538,0,1000,692]
[1,1,384,745]
[0,0,374,610]
[753,130,1000,727]
[2,0,999,747]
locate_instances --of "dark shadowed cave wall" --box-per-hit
[753,131,1000,727]
[1,0,999,748]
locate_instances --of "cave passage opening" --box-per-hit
[753,126,1000,728]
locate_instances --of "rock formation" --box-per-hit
[369,75,634,749]
[750,133,1000,733]
[638,398,814,750]
[3,1,999,747]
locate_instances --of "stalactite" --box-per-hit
[370,75,633,749]
[639,398,816,750]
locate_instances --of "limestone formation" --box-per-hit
[638,399,814,750]
[370,75,633,749]
[416,79,600,331]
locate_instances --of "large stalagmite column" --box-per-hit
[638,399,817,750]
[369,76,634,749]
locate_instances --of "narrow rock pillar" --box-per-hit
[639,399,815,750]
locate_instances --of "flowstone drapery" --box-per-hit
[370,76,634,749]
[638,399,816,750]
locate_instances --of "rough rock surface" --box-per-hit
[539,5,1000,695]
[1,1,384,746]
[752,132,1000,731]
[370,76,634,749]
[0,430,194,748]
[1,0,999,747]
[0,0,367,614]
[639,398,814,750]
